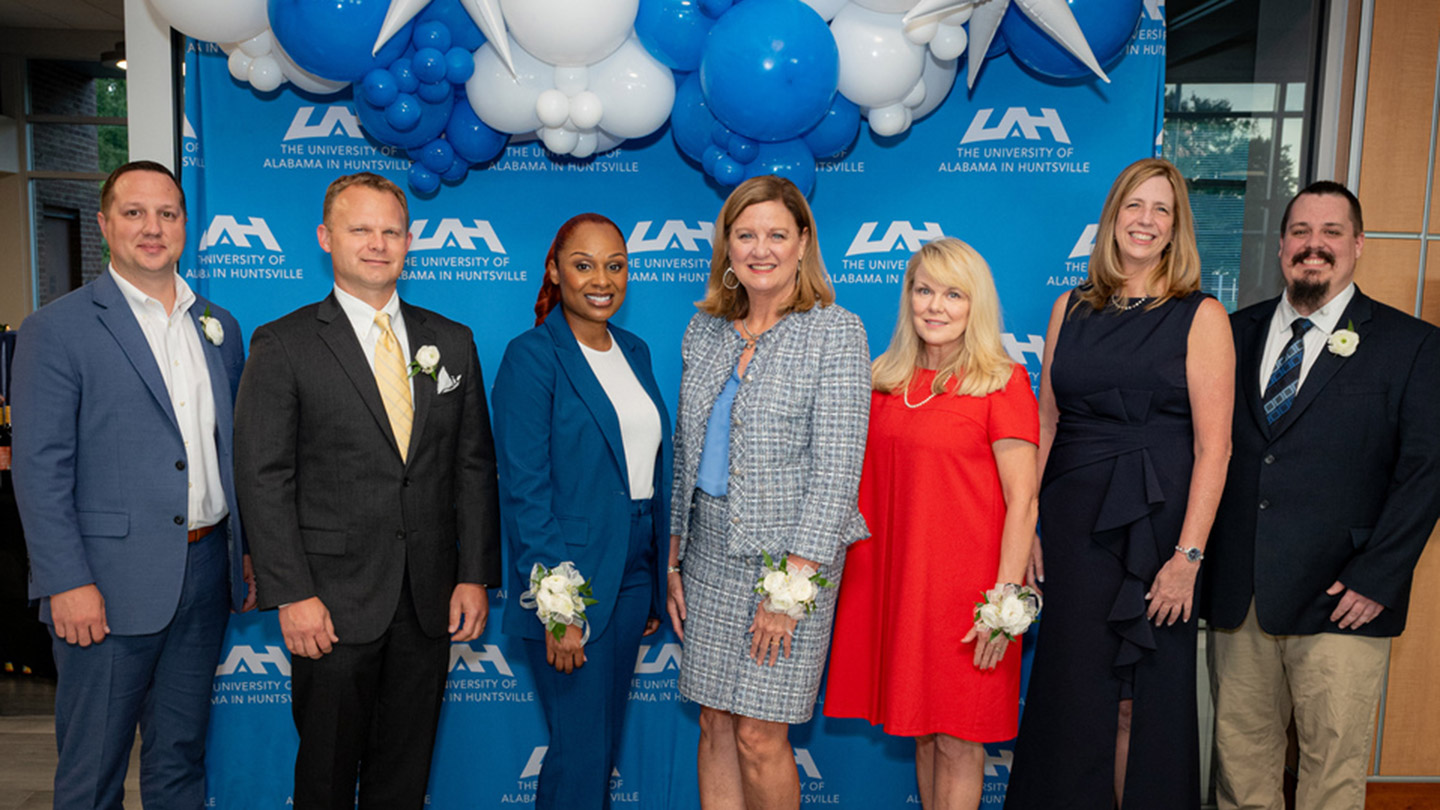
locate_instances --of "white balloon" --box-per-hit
[572,129,598,158]
[238,30,272,58]
[595,129,625,154]
[148,0,268,45]
[799,0,850,20]
[904,20,938,45]
[853,0,918,11]
[902,78,925,107]
[867,103,911,137]
[929,23,967,60]
[536,89,571,128]
[909,50,956,120]
[586,34,674,139]
[940,5,973,24]
[467,38,555,134]
[227,50,255,83]
[272,36,351,95]
[500,0,638,67]
[831,4,928,109]
[541,125,580,155]
[568,91,603,130]
[248,56,285,93]
[555,66,590,95]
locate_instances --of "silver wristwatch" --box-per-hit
[1175,545,1204,563]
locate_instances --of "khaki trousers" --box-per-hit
[1208,600,1389,810]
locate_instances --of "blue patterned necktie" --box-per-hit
[1262,318,1314,424]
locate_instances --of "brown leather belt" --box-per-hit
[187,524,218,543]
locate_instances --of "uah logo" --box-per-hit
[626,220,714,253]
[200,216,282,252]
[634,642,682,674]
[214,644,290,677]
[283,105,364,141]
[182,115,197,141]
[793,748,822,780]
[449,643,514,676]
[1069,223,1100,259]
[520,746,548,779]
[984,748,1014,777]
[845,221,944,257]
[1003,334,1045,366]
[1144,0,1165,22]
[961,108,1071,145]
[409,218,507,253]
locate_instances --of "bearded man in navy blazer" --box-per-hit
[1203,181,1440,810]
[234,172,500,810]
[11,161,255,810]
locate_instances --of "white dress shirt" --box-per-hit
[110,267,225,529]
[1259,282,1357,392]
[333,286,413,398]
[579,339,662,500]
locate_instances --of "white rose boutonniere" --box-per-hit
[753,551,833,621]
[409,344,440,379]
[198,306,224,346]
[520,561,597,641]
[1327,320,1359,357]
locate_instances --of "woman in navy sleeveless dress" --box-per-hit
[1006,159,1235,810]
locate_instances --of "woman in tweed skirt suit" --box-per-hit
[665,176,871,808]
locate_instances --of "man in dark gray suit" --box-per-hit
[235,172,500,810]
[1203,181,1440,810]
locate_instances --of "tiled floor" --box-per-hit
[0,675,140,810]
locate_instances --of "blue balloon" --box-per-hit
[801,95,860,159]
[409,162,441,194]
[417,79,452,103]
[710,122,730,149]
[745,139,816,196]
[444,98,508,164]
[412,48,447,84]
[444,47,475,84]
[999,0,1142,80]
[391,58,420,93]
[669,72,719,163]
[413,21,452,52]
[356,88,454,149]
[362,69,399,108]
[269,0,414,82]
[415,138,456,173]
[635,0,716,71]
[386,95,423,132]
[700,0,838,142]
[699,0,733,17]
[440,156,470,182]
[713,155,745,186]
[702,145,724,174]
[417,0,486,51]
[726,133,757,164]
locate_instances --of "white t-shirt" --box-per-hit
[579,340,662,500]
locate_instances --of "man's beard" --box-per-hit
[1287,247,1333,311]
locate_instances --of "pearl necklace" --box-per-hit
[903,377,940,409]
[1110,294,1152,312]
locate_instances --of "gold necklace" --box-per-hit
[739,318,760,349]
[903,378,940,409]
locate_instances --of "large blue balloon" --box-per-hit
[417,0,487,51]
[269,0,415,82]
[355,89,454,150]
[699,0,838,143]
[801,95,860,159]
[670,72,720,163]
[635,0,715,71]
[999,0,1142,81]
[445,98,508,165]
[745,139,816,196]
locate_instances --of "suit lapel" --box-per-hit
[403,302,435,466]
[316,294,398,456]
[1270,291,1373,439]
[1238,299,1277,438]
[545,310,630,494]
[92,272,179,432]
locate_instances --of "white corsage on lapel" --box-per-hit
[436,366,462,395]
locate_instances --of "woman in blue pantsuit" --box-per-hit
[493,213,672,809]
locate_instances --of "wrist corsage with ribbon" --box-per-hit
[753,551,832,621]
[974,583,1042,641]
[519,561,597,641]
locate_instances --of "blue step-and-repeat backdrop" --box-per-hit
[185,9,1165,807]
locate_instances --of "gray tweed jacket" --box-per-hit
[669,304,871,566]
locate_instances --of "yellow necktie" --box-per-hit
[373,312,413,461]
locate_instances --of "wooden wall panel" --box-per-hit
[1423,248,1440,326]
[1378,528,1440,775]
[1356,2,1439,233]
[1353,239,1420,312]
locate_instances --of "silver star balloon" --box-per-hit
[903,0,1111,87]
[374,0,432,56]
[462,0,517,78]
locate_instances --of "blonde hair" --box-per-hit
[1077,157,1200,313]
[696,175,834,319]
[872,238,1013,398]
[322,172,409,227]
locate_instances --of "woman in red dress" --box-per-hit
[825,237,1039,810]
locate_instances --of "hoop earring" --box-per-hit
[722,266,740,290]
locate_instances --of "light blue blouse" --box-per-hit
[695,369,741,497]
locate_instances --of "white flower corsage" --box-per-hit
[974,583,1042,641]
[519,561,597,641]
[753,551,832,621]
[409,344,440,379]
[1327,320,1359,357]
[198,306,224,346]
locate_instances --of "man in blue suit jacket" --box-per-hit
[1203,182,1440,810]
[11,161,254,810]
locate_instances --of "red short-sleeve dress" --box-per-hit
[824,363,1039,741]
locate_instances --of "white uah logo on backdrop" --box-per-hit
[845,221,945,257]
[409,219,508,253]
[214,644,291,676]
[961,108,1072,145]
[1069,224,1100,259]
[634,642,683,674]
[283,105,365,140]
[626,220,714,253]
[1002,334,1046,366]
[793,748,822,780]
[1144,0,1166,22]
[448,643,515,676]
[200,216,282,252]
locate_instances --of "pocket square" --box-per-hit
[436,367,462,394]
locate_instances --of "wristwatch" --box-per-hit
[1175,545,1204,563]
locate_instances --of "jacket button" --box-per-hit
[173,515,185,525]
[1259,500,1270,510]
[396,530,406,540]
[731,516,741,525]
[1264,454,1275,465]
[175,460,186,471]
[402,477,410,487]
